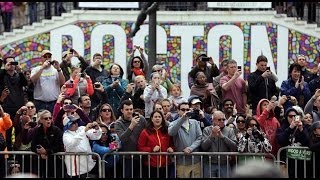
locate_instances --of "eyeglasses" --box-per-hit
[216,118,226,122]
[153,69,162,72]
[101,109,112,112]
[43,55,52,58]
[180,108,190,112]
[133,61,141,63]
[27,106,35,109]
[43,117,52,120]
[288,114,296,118]
[236,120,246,123]
[64,102,72,105]
[249,124,257,127]
[224,103,233,107]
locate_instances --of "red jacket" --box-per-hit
[255,99,280,157]
[137,128,174,167]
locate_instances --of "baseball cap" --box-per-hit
[188,95,202,105]
[41,50,52,57]
[63,115,79,131]
[62,51,69,58]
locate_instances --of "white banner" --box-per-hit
[208,2,272,9]
[78,2,139,9]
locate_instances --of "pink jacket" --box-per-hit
[0,2,14,12]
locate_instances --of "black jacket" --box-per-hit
[248,69,278,110]
[60,56,89,81]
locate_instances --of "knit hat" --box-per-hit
[63,115,79,131]
[311,121,320,131]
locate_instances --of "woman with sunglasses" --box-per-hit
[29,110,64,178]
[276,107,311,178]
[92,123,121,178]
[95,103,116,127]
[137,110,174,178]
[233,114,247,141]
[127,45,149,83]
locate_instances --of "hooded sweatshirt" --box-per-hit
[255,99,280,156]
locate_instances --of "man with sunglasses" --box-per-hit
[30,50,66,113]
[0,56,28,150]
[168,101,202,178]
[201,110,237,178]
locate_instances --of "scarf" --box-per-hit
[131,67,145,76]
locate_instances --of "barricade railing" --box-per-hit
[276,146,316,178]
[101,151,276,178]
[0,151,102,178]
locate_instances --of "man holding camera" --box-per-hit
[168,101,202,178]
[0,56,28,150]
[188,54,219,88]
[248,55,278,115]
[220,60,247,114]
[31,50,66,113]
[187,95,212,131]
[114,100,146,178]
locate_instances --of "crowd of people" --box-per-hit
[0,45,319,178]
[0,2,68,32]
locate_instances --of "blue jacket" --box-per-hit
[280,78,311,110]
[92,135,121,168]
[101,77,128,116]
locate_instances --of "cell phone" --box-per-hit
[69,48,74,53]
[201,57,210,62]
[80,73,86,78]
[298,75,302,83]
[295,115,300,122]
[266,66,270,71]
[10,61,18,65]
[114,77,119,81]
[36,145,41,149]
[94,83,101,88]
[65,83,74,88]
[64,104,77,111]
[186,111,195,117]
[237,66,241,70]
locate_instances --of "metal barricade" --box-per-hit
[101,151,276,178]
[0,151,102,178]
[276,146,316,178]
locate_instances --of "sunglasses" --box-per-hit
[180,108,190,112]
[43,55,52,58]
[43,117,52,120]
[133,61,141,63]
[153,69,162,72]
[27,106,35,109]
[101,109,112,112]
[64,102,72,105]
[288,114,296,118]
[236,120,246,123]
[249,124,257,127]
[216,118,226,122]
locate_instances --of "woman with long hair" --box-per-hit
[127,45,148,83]
[95,103,116,127]
[137,110,174,178]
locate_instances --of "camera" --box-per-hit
[69,48,74,53]
[49,61,55,65]
[201,57,210,62]
[94,83,101,88]
[237,66,241,70]
[80,73,86,78]
[286,95,291,100]
[65,83,74,88]
[10,61,18,65]
[187,109,200,119]
[266,66,270,71]
[28,121,37,128]
[132,112,139,117]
